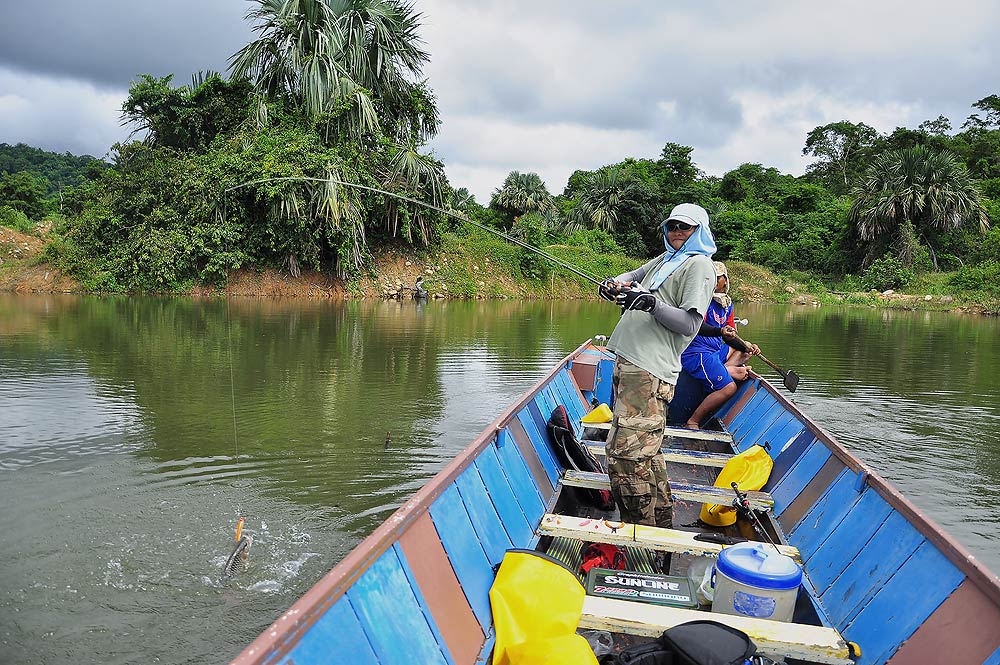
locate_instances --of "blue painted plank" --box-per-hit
[456,465,514,566]
[714,377,754,422]
[552,372,576,411]
[543,382,580,437]
[730,389,776,441]
[555,371,587,430]
[844,541,965,665]
[594,358,615,407]
[279,595,380,665]
[768,441,833,515]
[394,543,456,665]
[762,416,807,464]
[805,487,892,592]
[821,511,924,626]
[544,386,570,432]
[518,406,561,484]
[495,429,546,526]
[746,410,799,456]
[475,444,534,546]
[348,548,449,665]
[725,386,767,438]
[428,484,496,630]
[766,428,814,491]
[735,405,785,453]
[788,468,864,559]
[985,644,1000,665]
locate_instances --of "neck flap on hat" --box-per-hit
[649,222,717,290]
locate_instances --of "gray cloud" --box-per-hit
[0,1,251,89]
[1,0,998,200]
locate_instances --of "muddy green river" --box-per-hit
[1,295,997,664]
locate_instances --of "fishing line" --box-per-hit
[223,177,605,287]
[221,198,247,569]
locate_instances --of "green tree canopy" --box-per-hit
[849,146,990,268]
[491,171,555,221]
[0,170,48,221]
[229,0,438,143]
[803,121,880,193]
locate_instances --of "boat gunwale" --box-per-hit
[231,339,595,665]
[749,370,1000,607]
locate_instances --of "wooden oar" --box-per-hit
[729,333,800,392]
[755,353,800,392]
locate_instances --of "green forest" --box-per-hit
[0,0,998,312]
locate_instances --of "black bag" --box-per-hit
[600,620,757,665]
[546,405,614,510]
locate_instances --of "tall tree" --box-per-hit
[803,121,880,193]
[230,0,438,141]
[491,171,555,220]
[0,171,48,221]
[849,146,990,268]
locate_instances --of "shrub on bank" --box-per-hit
[950,260,1000,297]
[0,205,34,234]
[861,254,915,291]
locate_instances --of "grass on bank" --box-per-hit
[1,220,998,316]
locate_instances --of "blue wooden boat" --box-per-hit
[233,340,1000,665]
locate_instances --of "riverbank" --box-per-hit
[1,224,995,316]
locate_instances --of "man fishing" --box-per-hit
[598,203,717,555]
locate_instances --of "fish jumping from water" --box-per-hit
[222,517,252,578]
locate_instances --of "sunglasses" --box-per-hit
[664,221,696,232]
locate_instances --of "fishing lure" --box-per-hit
[222,517,252,578]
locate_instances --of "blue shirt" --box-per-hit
[683,300,733,357]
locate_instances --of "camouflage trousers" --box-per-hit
[606,358,674,529]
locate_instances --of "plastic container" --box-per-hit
[711,542,802,622]
[686,558,714,606]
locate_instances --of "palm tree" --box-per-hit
[849,146,990,268]
[491,171,555,218]
[230,0,436,140]
[565,169,644,233]
[229,0,444,275]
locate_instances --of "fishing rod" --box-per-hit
[730,482,783,555]
[224,177,605,287]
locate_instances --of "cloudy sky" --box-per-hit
[1,1,996,202]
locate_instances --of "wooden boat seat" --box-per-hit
[580,422,734,444]
[586,444,734,468]
[560,470,774,510]
[579,596,853,665]
[536,513,799,561]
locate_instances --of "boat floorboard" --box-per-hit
[561,470,774,510]
[537,513,800,561]
[586,444,734,467]
[580,596,853,665]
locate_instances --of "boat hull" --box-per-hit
[233,341,1000,665]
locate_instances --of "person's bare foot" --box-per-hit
[685,421,700,430]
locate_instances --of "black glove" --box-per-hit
[616,286,656,313]
[598,278,620,302]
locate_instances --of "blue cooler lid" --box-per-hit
[716,542,802,590]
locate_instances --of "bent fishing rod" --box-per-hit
[223,177,604,287]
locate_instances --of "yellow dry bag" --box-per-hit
[699,444,773,527]
[490,549,598,665]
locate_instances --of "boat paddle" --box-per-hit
[755,353,800,392]
[727,333,800,393]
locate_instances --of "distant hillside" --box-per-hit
[0,142,107,194]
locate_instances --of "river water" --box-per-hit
[0,295,997,664]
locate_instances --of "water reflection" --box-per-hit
[0,294,997,665]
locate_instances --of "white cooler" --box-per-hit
[711,541,802,622]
